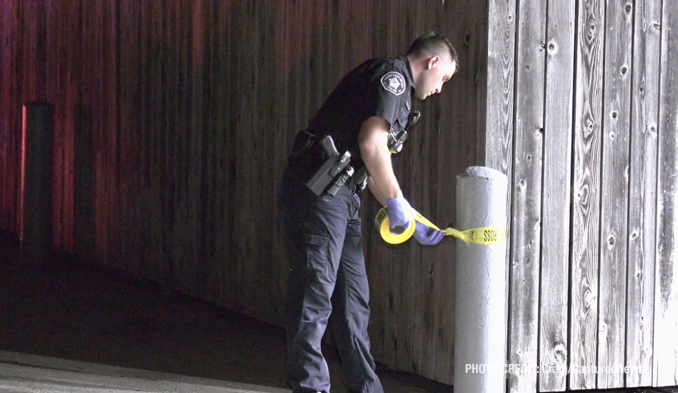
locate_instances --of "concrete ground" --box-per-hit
[3,232,676,393]
[0,350,291,392]
[0,232,450,393]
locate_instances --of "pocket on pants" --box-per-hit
[292,233,330,278]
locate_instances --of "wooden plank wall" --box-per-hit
[508,0,546,390]
[539,0,576,389]
[655,0,678,385]
[598,0,633,388]
[627,0,660,386]
[0,0,488,385]
[486,0,678,390]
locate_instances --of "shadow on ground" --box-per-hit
[0,231,452,393]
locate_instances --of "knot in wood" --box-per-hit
[588,21,597,38]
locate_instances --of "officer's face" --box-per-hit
[416,57,457,100]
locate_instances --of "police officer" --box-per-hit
[279,32,458,393]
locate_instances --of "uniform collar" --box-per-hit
[398,56,416,96]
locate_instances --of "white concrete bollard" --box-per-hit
[454,166,509,393]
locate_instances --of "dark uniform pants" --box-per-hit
[279,166,384,393]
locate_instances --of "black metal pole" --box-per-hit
[20,101,54,261]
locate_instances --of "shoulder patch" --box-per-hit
[380,71,406,96]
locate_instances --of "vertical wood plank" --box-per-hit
[76,2,95,260]
[0,1,22,232]
[73,104,95,259]
[116,0,141,273]
[390,5,412,375]
[397,1,431,379]
[485,0,516,175]
[570,0,606,388]
[23,0,47,101]
[149,0,168,282]
[200,0,213,293]
[485,7,515,384]
[259,0,282,316]
[184,0,197,292]
[539,0,576,390]
[654,0,678,384]
[214,0,236,307]
[188,0,205,297]
[45,0,73,252]
[434,1,463,385]
[507,0,546,391]
[96,0,117,266]
[364,0,391,369]
[597,0,633,388]
[626,0,661,386]
[170,0,189,286]
[359,0,386,366]
[231,0,253,312]
[372,0,400,372]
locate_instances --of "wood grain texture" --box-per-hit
[570,0,606,388]
[7,0,678,388]
[485,0,516,296]
[626,0,661,388]
[655,0,678,385]
[0,0,487,385]
[485,4,515,390]
[539,0,576,390]
[506,0,546,391]
[597,0,633,388]
[485,0,516,176]
[0,1,22,232]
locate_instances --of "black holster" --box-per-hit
[287,130,367,196]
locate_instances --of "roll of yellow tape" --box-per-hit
[374,206,416,244]
[374,206,506,245]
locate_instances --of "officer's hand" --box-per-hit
[385,191,413,232]
[413,221,445,246]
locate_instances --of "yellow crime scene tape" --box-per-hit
[374,206,506,245]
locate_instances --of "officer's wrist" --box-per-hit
[385,189,402,202]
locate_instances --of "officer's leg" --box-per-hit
[329,210,384,393]
[281,172,349,393]
[286,233,342,393]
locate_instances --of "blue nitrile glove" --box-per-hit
[385,191,413,231]
[413,221,445,245]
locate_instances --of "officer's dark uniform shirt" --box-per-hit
[307,55,415,170]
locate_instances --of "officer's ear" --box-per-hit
[427,55,441,70]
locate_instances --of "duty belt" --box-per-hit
[287,130,367,196]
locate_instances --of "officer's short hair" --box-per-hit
[407,32,459,66]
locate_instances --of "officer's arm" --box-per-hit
[358,116,401,204]
[366,178,387,206]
